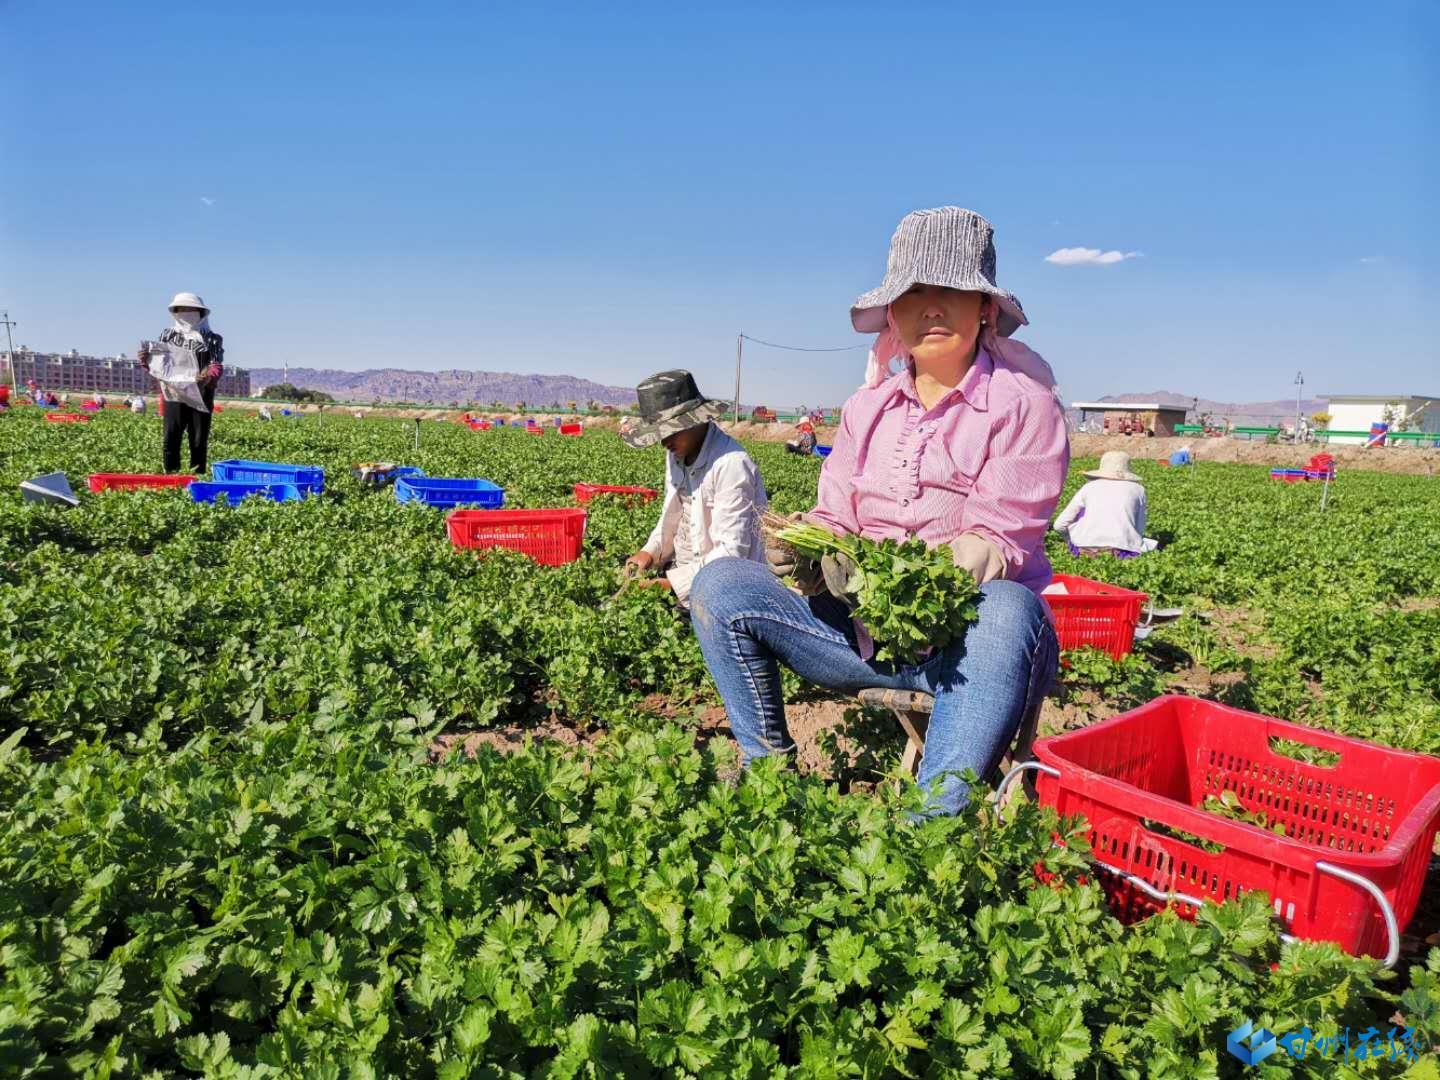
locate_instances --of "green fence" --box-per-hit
[1312,430,1440,446]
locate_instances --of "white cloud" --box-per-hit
[1044,247,1142,266]
[1358,255,1384,264]
[200,196,215,206]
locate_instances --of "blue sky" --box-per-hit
[2,1,1435,407]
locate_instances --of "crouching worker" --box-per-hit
[1052,450,1157,558]
[687,207,1068,816]
[621,370,768,609]
[784,421,818,455]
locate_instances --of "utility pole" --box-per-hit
[1293,371,1304,442]
[1,312,16,394]
[732,334,743,423]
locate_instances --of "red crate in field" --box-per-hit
[527,426,545,436]
[44,413,91,424]
[559,423,583,436]
[1043,573,1148,659]
[447,508,587,565]
[88,473,195,493]
[1032,695,1440,960]
[572,483,658,504]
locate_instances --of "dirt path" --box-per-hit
[1072,433,1440,476]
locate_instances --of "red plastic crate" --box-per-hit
[572,483,658,504]
[447,508,587,565]
[527,426,545,436]
[559,422,583,436]
[1032,696,1440,960]
[44,413,92,424]
[88,473,195,493]
[1043,573,1148,659]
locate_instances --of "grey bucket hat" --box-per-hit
[621,369,727,449]
[850,207,1028,337]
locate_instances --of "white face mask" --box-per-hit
[171,310,206,331]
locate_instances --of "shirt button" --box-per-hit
[901,497,910,506]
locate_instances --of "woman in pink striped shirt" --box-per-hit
[690,208,1068,814]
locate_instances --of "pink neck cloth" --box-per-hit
[861,302,1060,401]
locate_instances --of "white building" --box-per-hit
[1321,394,1440,445]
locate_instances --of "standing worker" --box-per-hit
[1052,451,1157,557]
[136,292,224,474]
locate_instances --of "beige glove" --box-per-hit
[765,511,826,595]
[949,533,1007,585]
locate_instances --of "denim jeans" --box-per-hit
[689,556,1058,815]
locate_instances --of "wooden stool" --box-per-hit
[856,688,1044,791]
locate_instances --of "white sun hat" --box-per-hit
[167,291,210,314]
[1084,450,1143,482]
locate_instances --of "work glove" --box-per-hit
[617,558,648,589]
[765,512,825,595]
[819,551,860,609]
[950,532,1007,585]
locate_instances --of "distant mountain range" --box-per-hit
[245,368,1327,425]
[247,367,638,407]
[1079,390,1327,426]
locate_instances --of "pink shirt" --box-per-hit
[811,346,1070,596]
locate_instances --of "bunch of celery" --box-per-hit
[764,513,980,664]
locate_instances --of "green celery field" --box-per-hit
[1,408,1438,1076]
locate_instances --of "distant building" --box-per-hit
[1321,394,1440,445]
[2,347,250,398]
[1070,401,1187,438]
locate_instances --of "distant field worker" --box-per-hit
[785,421,817,455]
[1053,451,1157,558]
[130,395,146,415]
[1169,445,1193,466]
[621,369,768,609]
[136,292,224,474]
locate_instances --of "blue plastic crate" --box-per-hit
[190,481,305,505]
[394,476,505,509]
[814,445,833,458]
[212,459,325,493]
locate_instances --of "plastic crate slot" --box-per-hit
[1269,736,1341,767]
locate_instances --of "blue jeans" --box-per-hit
[689,557,1058,815]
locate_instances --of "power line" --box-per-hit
[731,331,867,421]
[738,334,866,353]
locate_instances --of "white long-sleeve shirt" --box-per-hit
[642,423,768,606]
[1053,478,1147,553]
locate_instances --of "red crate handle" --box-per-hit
[1314,861,1399,967]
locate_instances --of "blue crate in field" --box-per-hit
[394,476,505,509]
[814,445,833,458]
[190,481,305,505]
[212,459,325,493]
